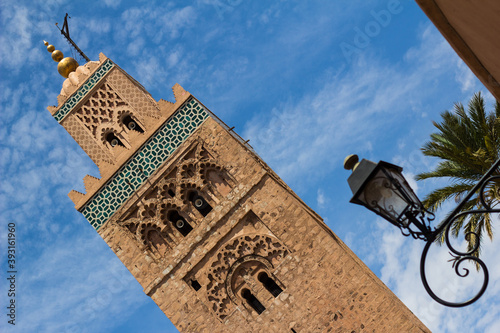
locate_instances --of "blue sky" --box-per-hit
[1,0,499,332]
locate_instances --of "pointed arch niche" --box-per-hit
[205,234,288,320]
[226,255,285,315]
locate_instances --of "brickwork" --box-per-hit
[50,55,430,332]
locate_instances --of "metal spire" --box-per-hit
[55,13,90,63]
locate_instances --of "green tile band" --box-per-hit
[53,59,115,122]
[81,98,209,230]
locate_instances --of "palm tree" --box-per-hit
[416,92,500,258]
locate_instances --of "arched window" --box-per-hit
[241,288,266,315]
[205,169,232,196]
[188,191,212,217]
[106,132,123,147]
[138,223,173,256]
[121,115,144,133]
[258,272,283,297]
[167,210,192,236]
[146,229,170,253]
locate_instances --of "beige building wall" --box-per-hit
[416,0,500,101]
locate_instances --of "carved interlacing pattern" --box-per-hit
[53,59,114,122]
[106,68,161,119]
[63,116,114,165]
[119,144,228,252]
[75,82,126,136]
[199,161,223,185]
[206,235,288,320]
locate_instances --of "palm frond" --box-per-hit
[417,92,500,262]
[421,183,475,212]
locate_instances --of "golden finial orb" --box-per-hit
[52,50,64,62]
[44,40,55,52]
[43,40,79,78]
[57,57,79,78]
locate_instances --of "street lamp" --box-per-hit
[344,154,500,307]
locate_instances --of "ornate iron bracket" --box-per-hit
[419,158,500,307]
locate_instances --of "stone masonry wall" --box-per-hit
[98,115,430,333]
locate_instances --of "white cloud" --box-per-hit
[103,0,121,9]
[119,5,197,44]
[316,188,326,207]
[243,24,456,188]
[3,231,147,333]
[0,3,56,74]
[376,220,500,332]
[455,58,478,93]
[126,37,145,57]
[87,18,112,34]
[0,5,33,68]
[2,2,498,333]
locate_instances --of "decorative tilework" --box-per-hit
[53,59,115,122]
[82,99,209,230]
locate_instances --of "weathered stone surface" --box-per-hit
[98,116,430,332]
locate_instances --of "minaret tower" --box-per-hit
[44,42,430,332]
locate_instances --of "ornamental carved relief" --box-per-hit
[74,82,147,152]
[206,234,288,320]
[118,143,233,255]
[75,82,125,136]
[63,116,114,166]
[81,99,210,229]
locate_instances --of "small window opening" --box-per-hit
[106,132,123,147]
[122,115,144,133]
[190,279,201,291]
[188,191,212,216]
[258,272,283,297]
[242,288,265,315]
[168,211,192,236]
[167,189,175,197]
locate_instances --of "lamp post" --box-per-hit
[344,154,500,307]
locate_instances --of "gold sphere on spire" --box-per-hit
[43,40,79,78]
[52,50,64,62]
[57,57,79,78]
[44,40,55,52]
